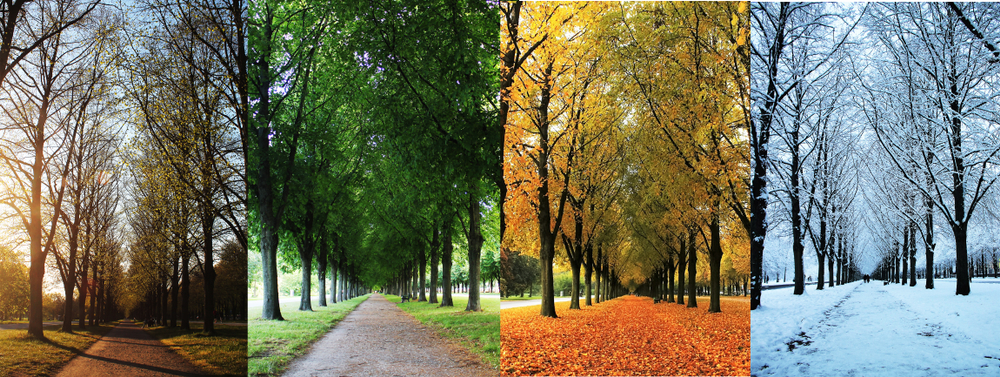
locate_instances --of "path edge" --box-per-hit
[141,325,216,376]
[391,297,500,372]
[48,321,120,377]
[272,294,372,376]
[55,320,207,376]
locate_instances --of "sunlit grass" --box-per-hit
[145,323,247,376]
[247,295,369,376]
[501,294,602,301]
[386,294,500,369]
[501,295,544,301]
[0,323,116,377]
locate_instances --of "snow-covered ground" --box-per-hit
[752,280,1000,376]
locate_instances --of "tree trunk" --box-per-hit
[835,238,842,286]
[894,253,900,284]
[709,209,723,313]
[925,173,935,288]
[687,229,697,308]
[441,215,454,307]
[569,211,585,310]
[254,14,288,321]
[78,251,89,329]
[949,68,970,294]
[909,222,917,287]
[89,263,98,326]
[160,280,168,327]
[816,252,826,290]
[181,250,191,330]
[61,278,74,333]
[412,263,419,299]
[902,226,909,286]
[790,126,805,296]
[955,224,969,294]
[171,257,180,326]
[595,245,603,303]
[751,2,788,311]
[584,241,593,306]
[828,253,834,288]
[318,235,328,307]
[330,262,338,304]
[677,236,686,306]
[466,190,483,311]
[535,62,566,319]
[28,106,50,339]
[430,222,440,304]
[95,268,103,324]
[667,255,675,303]
[419,244,427,302]
[708,212,722,313]
[569,257,582,310]
[339,265,346,302]
[298,240,313,312]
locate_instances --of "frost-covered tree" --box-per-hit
[752,2,863,299]
[859,2,1000,295]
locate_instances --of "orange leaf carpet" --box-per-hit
[501,296,749,376]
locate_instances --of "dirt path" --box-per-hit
[56,320,204,377]
[282,293,495,377]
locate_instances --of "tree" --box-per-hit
[504,1,601,318]
[248,0,335,320]
[751,2,862,299]
[0,0,102,338]
[0,246,29,321]
[861,2,1000,295]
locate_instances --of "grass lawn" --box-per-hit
[248,295,369,376]
[385,294,500,370]
[501,295,584,301]
[500,295,545,301]
[0,322,116,377]
[145,323,247,376]
[501,294,749,302]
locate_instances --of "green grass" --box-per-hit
[248,295,369,376]
[145,323,247,376]
[501,295,584,301]
[386,294,500,370]
[0,322,116,376]
[500,295,544,301]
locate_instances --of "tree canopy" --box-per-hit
[249,0,500,319]
[502,1,750,317]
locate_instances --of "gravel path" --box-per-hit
[56,320,205,377]
[282,293,495,377]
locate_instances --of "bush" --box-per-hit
[553,271,583,297]
[502,250,540,297]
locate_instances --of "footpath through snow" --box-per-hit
[752,280,1000,376]
[282,293,495,377]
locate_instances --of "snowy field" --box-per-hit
[752,280,1000,376]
